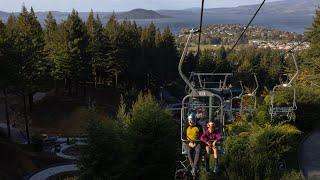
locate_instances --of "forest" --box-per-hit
[0,5,320,180]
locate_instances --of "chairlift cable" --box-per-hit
[213,0,266,73]
[286,30,320,53]
[228,0,266,54]
[197,0,205,57]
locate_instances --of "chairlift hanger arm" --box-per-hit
[178,29,200,95]
[252,73,259,95]
[286,53,299,87]
[239,81,244,97]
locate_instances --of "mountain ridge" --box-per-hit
[0,0,318,33]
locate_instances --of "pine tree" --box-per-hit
[104,15,129,88]
[116,20,141,87]
[306,8,320,76]
[0,20,13,138]
[53,9,89,95]
[8,6,48,143]
[86,11,113,87]
[159,27,179,83]
[44,11,58,89]
[140,23,157,88]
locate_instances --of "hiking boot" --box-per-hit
[191,167,196,176]
[213,165,218,174]
[205,163,210,172]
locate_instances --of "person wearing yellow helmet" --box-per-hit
[185,113,200,176]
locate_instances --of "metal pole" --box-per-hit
[209,96,213,121]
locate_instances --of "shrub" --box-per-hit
[250,124,301,179]
[295,87,320,131]
[78,92,179,180]
[78,110,125,179]
[223,123,301,180]
[31,134,44,152]
[223,134,254,179]
[280,170,303,180]
[123,92,179,179]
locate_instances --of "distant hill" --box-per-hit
[116,9,169,19]
[158,0,318,16]
[0,8,169,24]
[203,0,318,15]
[0,11,9,21]
[0,0,317,33]
[157,0,318,33]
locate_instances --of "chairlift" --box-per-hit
[230,81,244,112]
[269,53,298,121]
[176,28,225,178]
[240,73,259,116]
[185,72,234,95]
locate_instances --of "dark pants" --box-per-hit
[186,143,201,170]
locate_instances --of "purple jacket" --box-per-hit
[200,130,223,144]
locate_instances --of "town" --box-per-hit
[177,24,309,51]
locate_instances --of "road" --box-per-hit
[26,164,78,180]
[299,131,320,179]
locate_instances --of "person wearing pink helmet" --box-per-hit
[200,121,223,174]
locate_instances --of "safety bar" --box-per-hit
[180,94,224,141]
[181,139,223,142]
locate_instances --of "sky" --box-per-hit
[0,0,282,12]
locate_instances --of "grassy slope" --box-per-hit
[30,87,119,136]
[0,136,67,179]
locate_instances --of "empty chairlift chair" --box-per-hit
[269,53,298,121]
[240,73,259,116]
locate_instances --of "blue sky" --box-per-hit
[0,0,282,12]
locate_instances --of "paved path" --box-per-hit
[27,164,78,180]
[55,142,87,160]
[299,131,320,179]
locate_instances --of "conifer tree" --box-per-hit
[116,20,141,87]
[8,6,48,143]
[53,9,89,95]
[86,11,113,87]
[159,27,179,83]
[0,20,13,138]
[140,23,157,88]
[44,11,58,89]
[306,8,320,76]
[104,15,127,87]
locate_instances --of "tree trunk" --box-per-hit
[115,72,118,88]
[94,75,97,89]
[64,77,67,90]
[23,92,30,144]
[83,83,87,97]
[28,93,33,111]
[67,78,72,96]
[54,79,58,95]
[75,82,79,96]
[3,89,11,138]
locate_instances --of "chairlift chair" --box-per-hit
[240,73,259,116]
[230,81,244,112]
[269,53,298,121]
[176,28,226,179]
